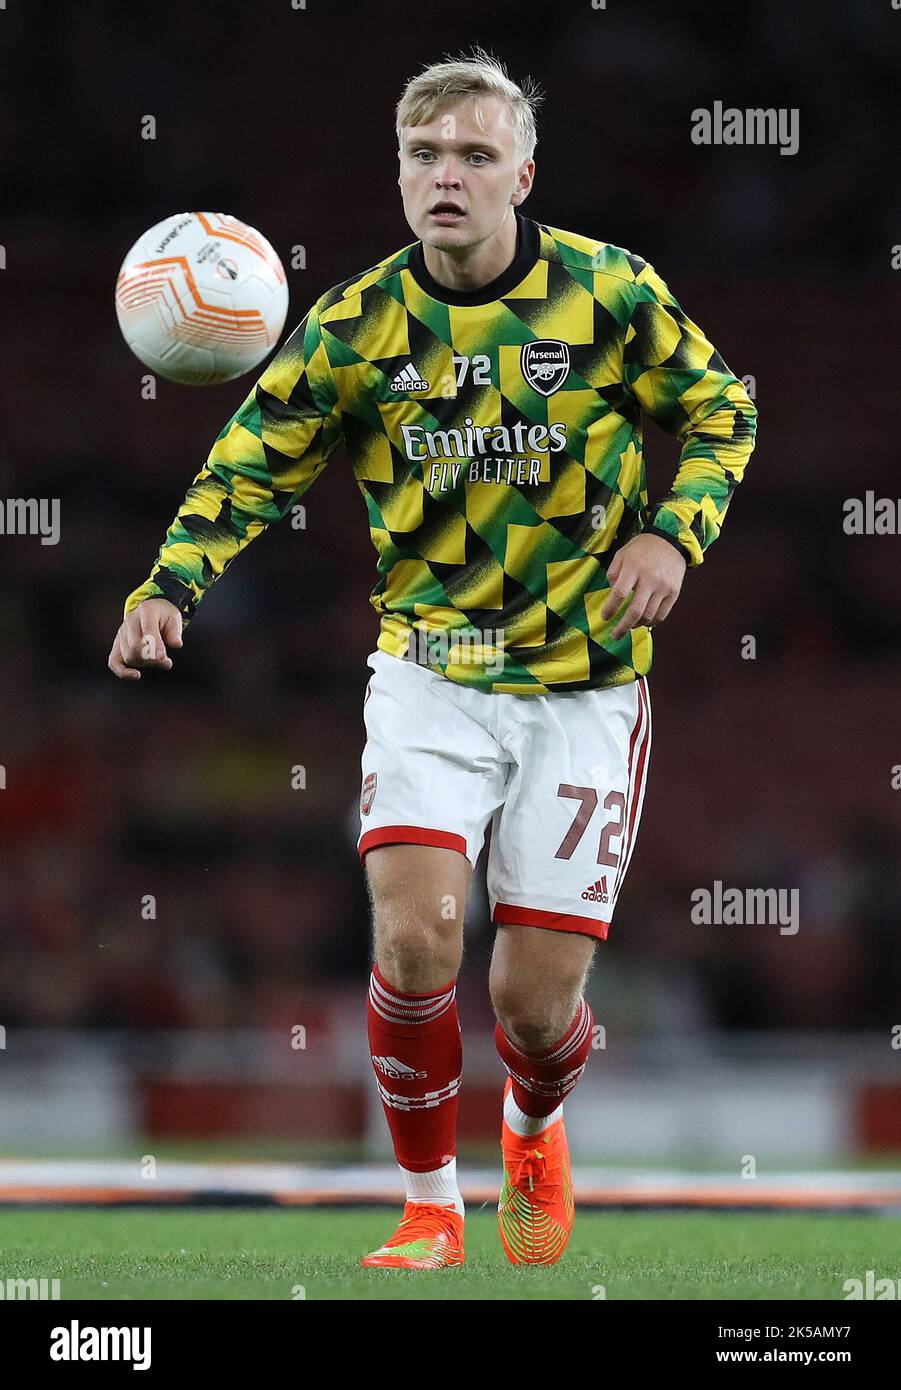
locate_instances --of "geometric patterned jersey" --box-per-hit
[125,213,757,694]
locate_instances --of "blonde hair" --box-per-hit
[396,49,542,164]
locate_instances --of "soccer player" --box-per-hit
[109,53,757,1269]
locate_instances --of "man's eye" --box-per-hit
[415,151,436,162]
[469,154,489,165]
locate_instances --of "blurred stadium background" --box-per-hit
[0,0,899,1207]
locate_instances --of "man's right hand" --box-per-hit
[107,598,184,681]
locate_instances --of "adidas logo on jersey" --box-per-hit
[581,876,609,903]
[371,1055,428,1079]
[389,363,430,393]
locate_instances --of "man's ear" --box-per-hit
[512,161,535,207]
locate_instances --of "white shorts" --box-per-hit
[356,649,651,941]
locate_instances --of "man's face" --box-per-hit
[398,95,533,251]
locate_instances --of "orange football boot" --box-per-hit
[361,1200,464,1269]
[498,1077,575,1264]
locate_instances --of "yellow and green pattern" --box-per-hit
[360,1201,465,1269]
[125,215,757,694]
[498,1138,575,1266]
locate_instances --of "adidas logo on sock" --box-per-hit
[389,362,430,393]
[372,1055,428,1079]
[581,876,609,903]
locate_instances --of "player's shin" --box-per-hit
[495,996,593,1130]
[367,962,464,1214]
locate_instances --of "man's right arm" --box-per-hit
[109,300,342,678]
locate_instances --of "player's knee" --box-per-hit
[373,910,462,990]
[377,914,458,958]
[499,1011,564,1055]
[491,983,578,1054]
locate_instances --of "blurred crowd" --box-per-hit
[0,0,898,1035]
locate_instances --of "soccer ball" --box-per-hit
[115,211,289,385]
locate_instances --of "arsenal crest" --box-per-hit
[360,772,377,816]
[521,339,571,396]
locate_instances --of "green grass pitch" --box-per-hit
[1,1207,898,1300]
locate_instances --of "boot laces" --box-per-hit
[509,1148,548,1194]
[396,1202,458,1242]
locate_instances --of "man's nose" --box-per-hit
[434,162,462,186]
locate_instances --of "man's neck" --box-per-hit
[421,212,519,292]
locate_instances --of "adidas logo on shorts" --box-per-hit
[581,876,609,904]
[371,1055,428,1079]
[360,771,377,815]
[389,362,430,393]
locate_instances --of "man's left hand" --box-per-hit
[601,533,687,641]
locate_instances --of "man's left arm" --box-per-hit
[603,262,758,639]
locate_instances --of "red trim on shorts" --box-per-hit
[613,676,651,901]
[358,825,469,863]
[492,902,610,941]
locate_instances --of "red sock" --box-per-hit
[495,997,594,1119]
[367,963,462,1172]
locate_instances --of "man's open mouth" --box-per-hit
[429,203,466,218]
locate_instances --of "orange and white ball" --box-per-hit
[115,211,289,385]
